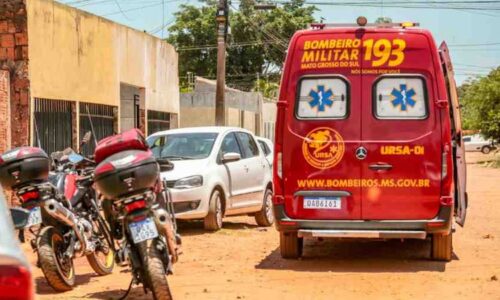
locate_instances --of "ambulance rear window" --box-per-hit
[296,77,348,119]
[374,76,428,119]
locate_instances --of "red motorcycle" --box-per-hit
[1,134,114,292]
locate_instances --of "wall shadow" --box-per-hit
[256,238,453,273]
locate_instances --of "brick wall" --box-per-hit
[0,0,30,148]
[0,70,10,153]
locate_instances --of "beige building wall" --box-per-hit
[26,0,179,128]
[226,108,240,127]
[180,107,215,128]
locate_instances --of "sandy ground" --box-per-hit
[28,152,500,300]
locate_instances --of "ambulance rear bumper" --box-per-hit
[273,204,452,236]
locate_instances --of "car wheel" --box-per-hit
[204,189,223,231]
[431,232,453,261]
[481,146,491,154]
[279,231,303,259]
[255,188,274,227]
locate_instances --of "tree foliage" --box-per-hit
[167,0,316,91]
[459,67,500,141]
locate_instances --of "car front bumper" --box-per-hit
[169,186,211,220]
[273,204,452,238]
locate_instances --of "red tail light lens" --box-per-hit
[19,191,39,203]
[124,199,147,214]
[0,265,34,300]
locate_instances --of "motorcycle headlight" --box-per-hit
[173,175,203,189]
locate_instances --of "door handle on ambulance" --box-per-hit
[368,163,393,171]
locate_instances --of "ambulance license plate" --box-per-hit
[25,207,42,228]
[304,197,341,210]
[129,218,159,244]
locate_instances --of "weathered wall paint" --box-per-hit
[26,0,179,116]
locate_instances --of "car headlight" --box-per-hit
[173,175,203,189]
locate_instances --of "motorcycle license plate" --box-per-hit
[25,207,42,228]
[129,218,158,244]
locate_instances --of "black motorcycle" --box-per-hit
[94,148,180,300]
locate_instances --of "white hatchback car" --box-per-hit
[147,127,274,231]
[463,134,496,154]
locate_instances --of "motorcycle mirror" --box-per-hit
[81,131,92,145]
[68,153,84,164]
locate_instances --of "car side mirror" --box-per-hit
[10,207,30,230]
[222,152,241,163]
[157,158,174,172]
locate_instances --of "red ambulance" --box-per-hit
[273,17,467,261]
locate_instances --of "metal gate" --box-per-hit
[147,110,171,135]
[34,98,73,155]
[80,102,116,156]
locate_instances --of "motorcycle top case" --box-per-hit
[94,150,159,199]
[94,129,148,164]
[0,147,50,190]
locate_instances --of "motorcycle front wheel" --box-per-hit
[37,227,75,292]
[86,215,115,275]
[138,239,172,300]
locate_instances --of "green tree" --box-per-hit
[459,67,500,142]
[167,0,316,91]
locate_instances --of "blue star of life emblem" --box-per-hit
[391,84,416,111]
[309,85,334,112]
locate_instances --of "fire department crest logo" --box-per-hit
[302,127,345,169]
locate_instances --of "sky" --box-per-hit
[56,0,500,85]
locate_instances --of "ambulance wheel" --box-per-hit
[481,146,491,154]
[431,232,453,261]
[280,231,303,259]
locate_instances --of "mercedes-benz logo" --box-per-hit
[355,146,367,160]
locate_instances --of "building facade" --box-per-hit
[0,0,179,155]
[180,77,276,139]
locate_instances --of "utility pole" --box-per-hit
[215,0,228,126]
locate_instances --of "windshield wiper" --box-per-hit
[161,155,196,160]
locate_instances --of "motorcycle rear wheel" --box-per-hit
[138,240,172,300]
[37,227,75,292]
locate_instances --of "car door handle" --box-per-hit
[244,166,249,172]
[368,162,393,171]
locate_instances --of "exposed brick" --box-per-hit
[8,22,16,34]
[19,90,29,105]
[0,21,8,33]
[0,34,15,48]
[0,47,7,60]
[14,45,27,60]
[14,32,27,45]
[13,78,29,89]
[1,47,16,61]
[21,46,28,59]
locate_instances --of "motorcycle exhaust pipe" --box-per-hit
[153,208,180,263]
[43,199,87,255]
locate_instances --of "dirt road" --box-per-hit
[30,153,500,299]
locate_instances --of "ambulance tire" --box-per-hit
[431,232,453,261]
[279,231,303,259]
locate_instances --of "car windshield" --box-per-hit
[147,132,218,160]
